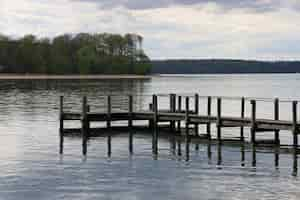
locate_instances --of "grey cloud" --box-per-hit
[72,0,283,12]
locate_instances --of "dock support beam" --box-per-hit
[59,96,64,154]
[293,101,298,150]
[185,97,190,161]
[128,95,133,154]
[251,100,257,144]
[177,96,182,132]
[149,103,153,128]
[107,96,111,157]
[153,95,158,155]
[217,98,222,142]
[207,96,212,140]
[82,96,88,156]
[274,98,280,145]
[240,97,245,141]
[194,94,199,150]
[194,94,199,136]
[169,94,176,132]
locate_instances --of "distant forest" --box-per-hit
[0,33,151,74]
[151,60,300,74]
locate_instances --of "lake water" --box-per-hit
[1,74,300,200]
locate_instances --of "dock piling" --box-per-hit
[251,100,257,144]
[177,96,182,132]
[185,97,190,161]
[240,97,245,141]
[292,101,298,150]
[274,98,280,145]
[153,95,158,155]
[170,94,176,132]
[107,96,112,156]
[82,96,88,156]
[207,96,212,140]
[194,94,199,151]
[128,95,133,154]
[217,98,222,142]
[194,94,199,136]
[59,96,64,154]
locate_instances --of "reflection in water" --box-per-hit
[241,143,245,167]
[252,144,256,167]
[217,143,222,166]
[275,146,279,169]
[293,150,298,176]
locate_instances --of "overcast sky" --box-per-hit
[1,0,300,60]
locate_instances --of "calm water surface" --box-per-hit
[1,74,300,200]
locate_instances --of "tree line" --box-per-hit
[151,59,300,74]
[0,33,151,74]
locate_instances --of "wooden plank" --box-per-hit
[107,96,111,128]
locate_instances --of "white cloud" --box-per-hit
[1,0,300,60]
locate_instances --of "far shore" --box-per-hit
[0,74,153,80]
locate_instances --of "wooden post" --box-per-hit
[59,96,64,154]
[82,96,88,156]
[292,101,298,150]
[86,105,90,137]
[149,103,153,128]
[207,96,212,140]
[240,97,245,141]
[107,95,111,157]
[193,94,199,150]
[217,98,222,142]
[170,94,177,151]
[169,94,176,132]
[177,96,182,132]
[128,95,133,154]
[251,100,257,144]
[128,95,133,128]
[107,96,111,128]
[292,101,298,176]
[274,98,280,145]
[185,97,190,161]
[153,95,158,154]
[194,94,199,136]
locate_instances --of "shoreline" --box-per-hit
[0,74,152,80]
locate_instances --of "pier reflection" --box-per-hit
[164,137,299,176]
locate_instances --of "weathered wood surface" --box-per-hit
[62,111,298,131]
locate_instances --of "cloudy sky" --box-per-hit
[1,0,300,60]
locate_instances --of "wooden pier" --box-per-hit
[59,94,300,158]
